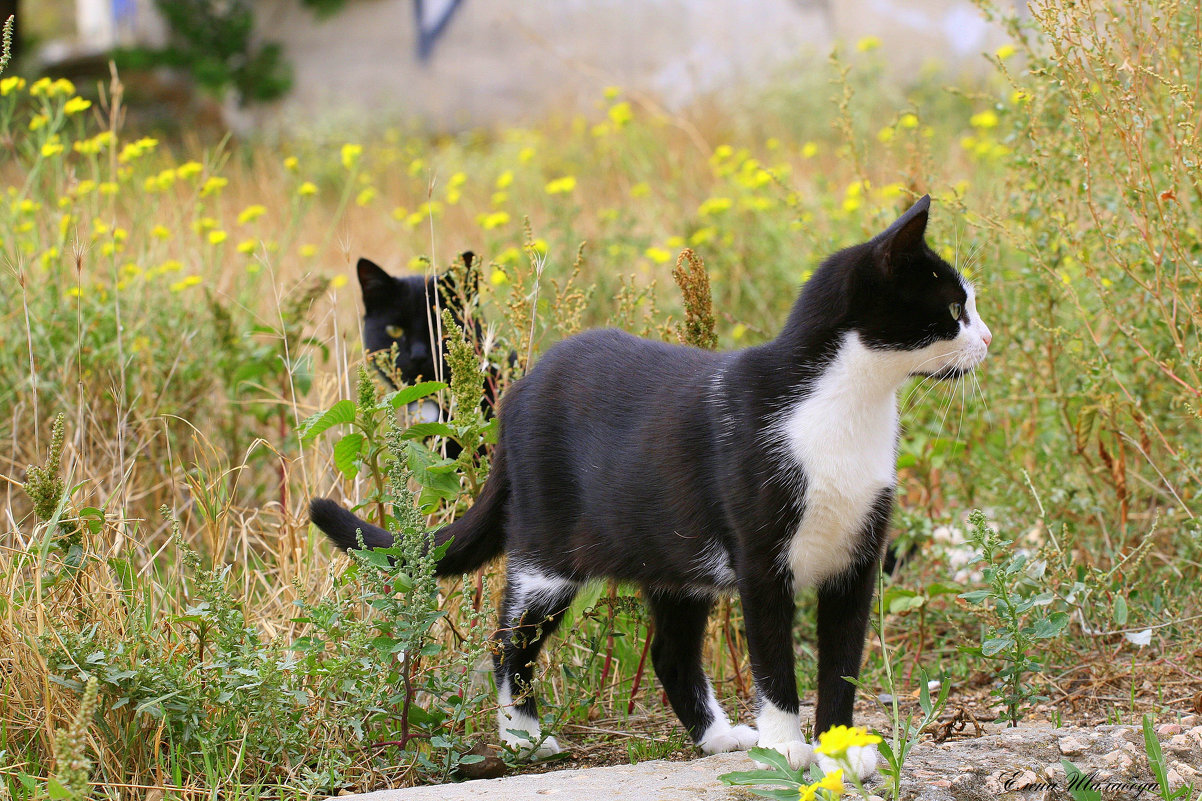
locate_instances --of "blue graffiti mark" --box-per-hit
[415,0,465,61]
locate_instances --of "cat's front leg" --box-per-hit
[813,548,882,780]
[738,575,814,771]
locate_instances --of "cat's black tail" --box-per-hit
[309,447,509,577]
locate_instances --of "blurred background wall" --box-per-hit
[20,0,1022,131]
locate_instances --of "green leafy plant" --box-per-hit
[959,510,1069,725]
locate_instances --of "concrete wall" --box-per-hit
[249,0,1021,131]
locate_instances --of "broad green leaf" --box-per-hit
[1032,612,1069,639]
[1112,594,1128,626]
[387,381,448,408]
[333,433,365,478]
[981,635,1015,656]
[403,422,457,440]
[299,399,356,440]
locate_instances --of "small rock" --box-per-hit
[1100,749,1134,771]
[1167,768,1184,789]
[1157,723,1183,736]
[454,741,507,781]
[1181,714,1198,726]
[1167,734,1193,755]
[1172,761,1199,780]
[932,780,951,788]
[1058,736,1088,755]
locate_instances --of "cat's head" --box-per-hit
[807,195,992,380]
[357,253,477,386]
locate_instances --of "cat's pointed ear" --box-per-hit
[458,251,479,298]
[874,195,930,273]
[357,258,395,308]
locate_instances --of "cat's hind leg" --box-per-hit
[645,589,757,755]
[494,562,579,759]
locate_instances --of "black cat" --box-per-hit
[356,251,498,422]
[312,196,991,778]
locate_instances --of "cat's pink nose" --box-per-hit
[982,329,993,346]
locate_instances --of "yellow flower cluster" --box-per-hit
[813,725,882,757]
[544,175,577,195]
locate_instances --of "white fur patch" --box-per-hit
[697,682,757,754]
[816,744,878,780]
[405,399,443,423]
[497,683,561,758]
[754,700,812,770]
[772,333,901,588]
[507,565,577,625]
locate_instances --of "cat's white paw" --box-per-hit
[699,723,759,754]
[816,744,878,780]
[529,735,561,759]
[730,724,759,750]
[753,738,814,771]
[502,729,561,759]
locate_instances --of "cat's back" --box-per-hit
[498,327,725,463]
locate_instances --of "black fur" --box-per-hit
[313,196,982,761]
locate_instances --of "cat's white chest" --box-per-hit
[774,336,900,588]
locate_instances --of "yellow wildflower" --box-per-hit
[98,182,119,196]
[208,230,227,245]
[52,78,76,96]
[698,196,733,216]
[330,274,348,289]
[856,35,882,52]
[690,227,715,246]
[340,143,363,170]
[970,109,999,129]
[495,170,514,189]
[630,182,651,198]
[169,275,202,292]
[603,85,621,100]
[491,191,508,206]
[176,161,204,180]
[996,43,1017,60]
[237,239,257,254]
[284,155,299,171]
[814,726,882,758]
[355,187,377,207]
[644,247,672,264]
[300,244,317,258]
[64,96,92,115]
[29,77,53,97]
[545,175,577,195]
[877,126,894,143]
[200,176,228,197]
[391,206,408,221]
[298,181,318,197]
[608,101,633,127]
[478,211,510,230]
[801,141,818,159]
[449,171,467,188]
[151,225,172,240]
[0,76,26,95]
[489,268,509,285]
[518,146,535,164]
[899,112,919,129]
[238,204,267,224]
[29,114,48,131]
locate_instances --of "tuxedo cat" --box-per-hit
[357,252,497,423]
[312,196,991,779]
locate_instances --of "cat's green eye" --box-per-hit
[949,302,963,321]
[385,325,404,339]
